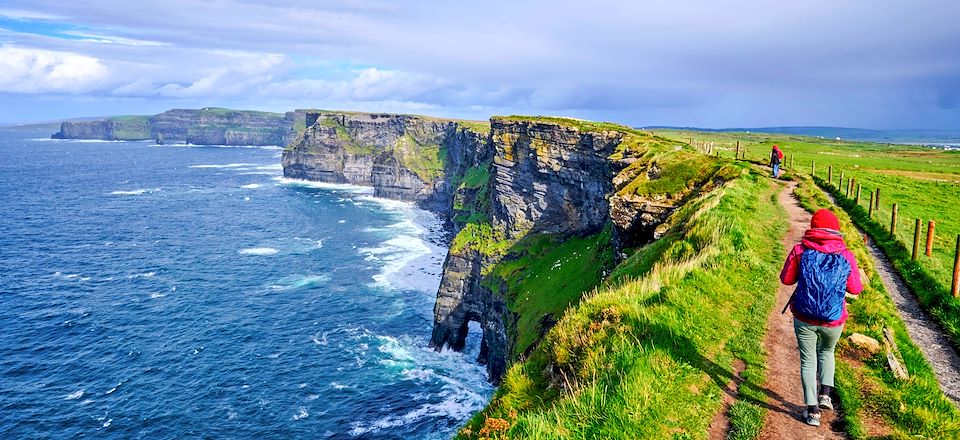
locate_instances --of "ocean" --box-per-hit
[0,127,492,439]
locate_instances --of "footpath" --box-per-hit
[756,181,846,440]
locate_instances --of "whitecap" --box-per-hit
[267,274,330,291]
[110,188,158,195]
[239,247,278,256]
[149,292,166,299]
[240,183,262,189]
[330,382,351,390]
[105,382,121,395]
[276,177,374,194]
[188,163,257,169]
[102,419,112,428]
[359,235,433,289]
[292,407,309,420]
[65,390,84,400]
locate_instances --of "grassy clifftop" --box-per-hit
[459,167,783,439]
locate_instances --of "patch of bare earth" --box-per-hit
[708,359,747,440]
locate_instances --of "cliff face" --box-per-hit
[281,112,700,384]
[429,118,621,381]
[490,118,621,239]
[53,121,115,140]
[51,108,306,145]
[281,112,490,211]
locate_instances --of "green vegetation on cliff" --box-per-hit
[395,134,446,182]
[488,225,616,357]
[459,165,784,439]
[106,115,151,140]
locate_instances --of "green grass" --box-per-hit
[394,134,446,182]
[316,115,381,155]
[198,107,283,118]
[451,222,511,257]
[792,174,960,438]
[616,150,742,198]
[821,171,960,288]
[497,115,648,137]
[458,170,786,440]
[457,120,492,136]
[487,225,616,357]
[654,129,960,175]
[107,115,150,140]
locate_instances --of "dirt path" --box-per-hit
[819,192,960,403]
[757,181,846,440]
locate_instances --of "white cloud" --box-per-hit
[0,8,63,20]
[61,31,169,47]
[0,45,109,93]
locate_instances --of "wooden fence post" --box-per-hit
[913,219,922,260]
[791,154,795,169]
[856,184,862,204]
[891,204,898,236]
[839,171,845,189]
[875,188,881,209]
[828,166,833,184]
[953,235,960,297]
[927,221,935,257]
[812,161,816,176]
[869,191,875,217]
[736,140,740,159]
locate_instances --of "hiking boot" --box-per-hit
[818,394,833,411]
[803,409,821,427]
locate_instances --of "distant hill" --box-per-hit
[641,126,960,145]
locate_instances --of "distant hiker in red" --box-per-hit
[780,209,863,427]
[770,145,784,178]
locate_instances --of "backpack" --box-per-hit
[770,150,781,165]
[792,249,850,322]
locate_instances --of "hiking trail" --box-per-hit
[757,181,846,440]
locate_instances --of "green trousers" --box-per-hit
[794,319,844,406]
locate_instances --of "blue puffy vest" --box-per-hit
[793,249,851,322]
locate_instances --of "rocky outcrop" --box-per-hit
[52,108,308,145]
[428,118,622,382]
[52,121,116,140]
[281,112,490,211]
[489,117,621,239]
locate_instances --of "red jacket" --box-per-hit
[780,228,863,327]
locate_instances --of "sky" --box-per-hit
[0,0,958,129]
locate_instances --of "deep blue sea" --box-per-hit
[0,127,491,439]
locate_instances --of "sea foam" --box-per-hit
[239,247,279,256]
[111,188,160,195]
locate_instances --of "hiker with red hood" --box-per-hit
[780,209,863,427]
[770,144,784,177]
